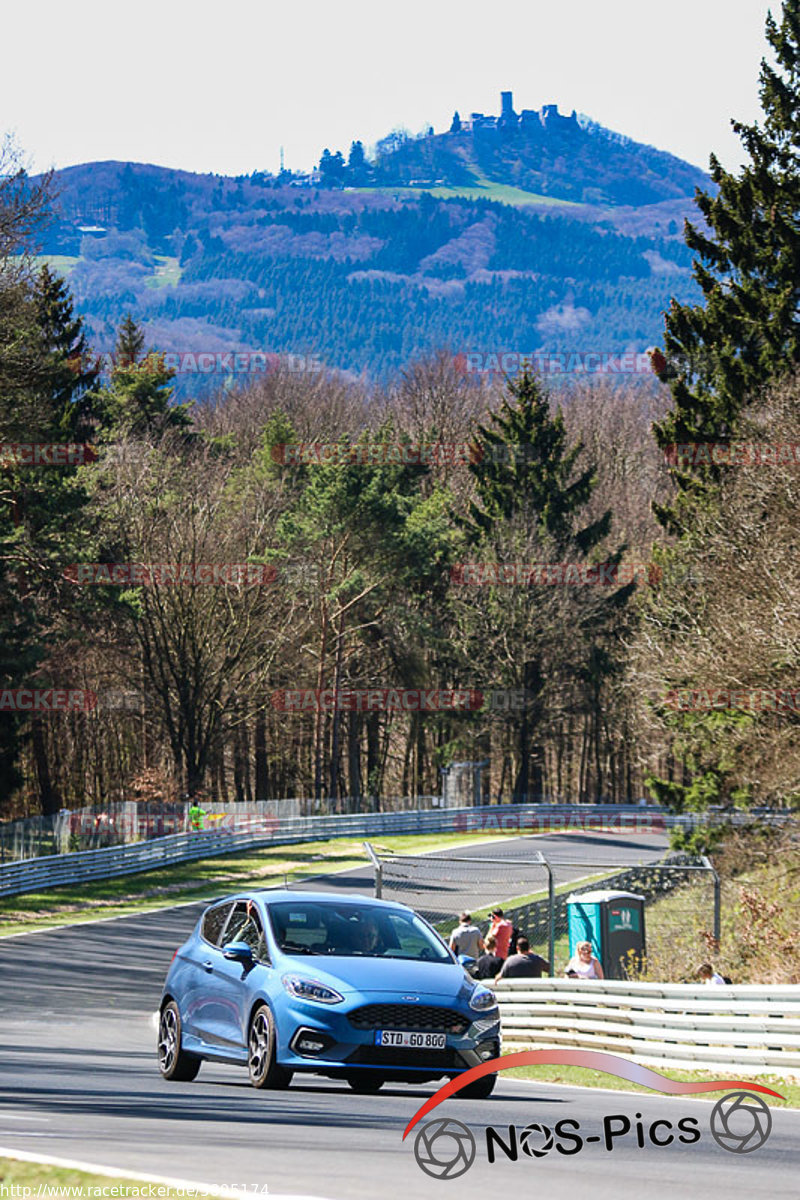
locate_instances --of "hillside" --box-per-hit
[359,94,709,208]
[32,106,709,385]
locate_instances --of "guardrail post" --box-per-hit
[702,854,721,947]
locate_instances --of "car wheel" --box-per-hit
[158,1001,201,1081]
[346,1074,385,1094]
[456,1072,496,1099]
[248,1005,293,1089]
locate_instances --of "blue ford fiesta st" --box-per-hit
[158,890,500,1096]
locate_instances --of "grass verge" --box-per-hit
[0,1156,243,1196]
[0,830,524,936]
[502,1062,800,1108]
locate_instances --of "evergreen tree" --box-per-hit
[34,265,100,439]
[115,313,146,367]
[98,317,192,438]
[653,0,800,531]
[0,270,101,811]
[465,370,611,552]
[450,111,462,133]
[347,140,367,176]
[461,372,629,802]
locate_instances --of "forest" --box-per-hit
[1,3,799,819]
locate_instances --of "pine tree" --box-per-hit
[115,313,146,367]
[653,0,800,530]
[0,270,101,811]
[466,370,611,553]
[33,265,100,438]
[99,317,192,438]
[450,111,462,133]
[462,371,629,802]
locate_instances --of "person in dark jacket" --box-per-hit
[495,937,550,981]
[472,933,504,979]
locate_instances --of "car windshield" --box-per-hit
[267,901,452,962]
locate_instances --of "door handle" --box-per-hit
[203,960,213,973]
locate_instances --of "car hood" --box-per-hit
[278,955,476,1000]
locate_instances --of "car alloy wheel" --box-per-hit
[248,1005,293,1090]
[157,1001,200,1082]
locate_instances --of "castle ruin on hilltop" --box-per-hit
[460,91,578,133]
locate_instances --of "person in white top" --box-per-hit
[698,962,726,985]
[565,940,604,979]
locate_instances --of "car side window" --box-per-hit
[201,901,233,946]
[224,900,268,962]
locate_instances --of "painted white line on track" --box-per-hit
[0,1114,50,1121]
[0,1147,338,1200]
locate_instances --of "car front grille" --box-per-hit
[348,1003,469,1035]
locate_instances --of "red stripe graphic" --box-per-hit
[402,1050,784,1139]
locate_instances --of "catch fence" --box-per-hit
[368,843,720,975]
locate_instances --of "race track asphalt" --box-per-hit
[1,832,797,1199]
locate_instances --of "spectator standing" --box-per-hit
[495,937,550,981]
[188,799,207,832]
[697,963,726,985]
[487,907,514,959]
[473,933,504,980]
[565,940,604,979]
[449,912,484,959]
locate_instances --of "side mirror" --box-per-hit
[222,941,254,964]
[457,954,476,967]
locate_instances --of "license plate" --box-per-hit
[374,1030,447,1049]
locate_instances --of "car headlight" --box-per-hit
[469,986,497,1012]
[282,974,344,1005]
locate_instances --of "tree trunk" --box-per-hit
[31,716,60,815]
[254,711,269,800]
[347,713,362,805]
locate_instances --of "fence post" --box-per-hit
[363,840,382,898]
[702,854,721,947]
[536,851,555,972]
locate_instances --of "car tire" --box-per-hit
[158,1001,201,1081]
[456,1072,496,1099]
[248,1005,293,1090]
[345,1074,385,1094]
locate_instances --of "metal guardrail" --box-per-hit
[494,978,800,1078]
[0,802,793,900]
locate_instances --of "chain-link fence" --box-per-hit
[367,843,720,980]
[0,794,451,860]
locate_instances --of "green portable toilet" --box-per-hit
[566,889,646,980]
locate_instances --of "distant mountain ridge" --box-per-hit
[30,102,709,383]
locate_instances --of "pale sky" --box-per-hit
[2,0,774,178]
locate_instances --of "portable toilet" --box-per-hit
[566,889,646,980]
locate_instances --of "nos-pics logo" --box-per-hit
[403,1051,782,1180]
[413,1094,773,1179]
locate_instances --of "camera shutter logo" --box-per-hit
[710,1092,773,1153]
[414,1118,476,1179]
[520,1122,554,1157]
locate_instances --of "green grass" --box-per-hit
[0,830,521,936]
[30,254,81,275]
[0,1156,230,1195]
[352,177,577,207]
[146,255,182,289]
[502,1062,800,1107]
